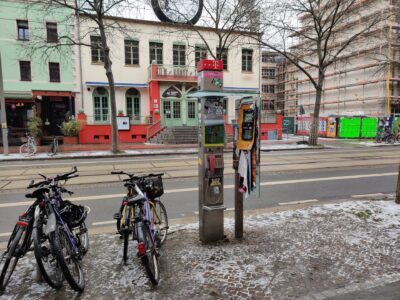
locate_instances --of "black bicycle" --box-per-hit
[47,136,59,156]
[36,167,89,292]
[0,177,64,291]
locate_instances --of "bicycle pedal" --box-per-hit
[113,213,121,220]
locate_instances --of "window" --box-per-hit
[262,53,275,63]
[46,22,58,43]
[49,62,60,82]
[173,101,181,118]
[188,101,196,119]
[242,49,253,72]
[195,46,207,66]
[125,40,139,65]
[19,61,31,81]
[17,20,29,40]
[216,48,228,70]
[90,36,104,63]
[262,85,275,93]
[173,44,186,66]
[149,42,163,64]
[262,68,276,78]
[93,87,109,122]
[126,88,140,122]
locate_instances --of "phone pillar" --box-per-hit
[197,60,226,243]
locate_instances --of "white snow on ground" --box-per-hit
[2,200,400,299]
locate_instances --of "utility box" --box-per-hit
[198,97,225,242]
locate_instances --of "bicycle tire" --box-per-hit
[0,226,24,291]
[33,218,64,289]
[123,229,129,265]
[19,144,30,156]
[152,200,168,246]
[47,143,57,156]
[50,224,85,292]
[140,224,159,285]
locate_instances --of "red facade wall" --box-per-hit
[259,115,283,140]
[77,113,148,144]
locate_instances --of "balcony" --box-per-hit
[149,64,197,82]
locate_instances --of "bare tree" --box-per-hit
[28,0,141,153]
[253,0,387,145]
[168,0,261,60]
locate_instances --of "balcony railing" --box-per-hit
[149,64,197,82]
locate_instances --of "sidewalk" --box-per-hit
[2,135,398,162]
[1,198,400,299]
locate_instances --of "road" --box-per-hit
[0,146,398,242]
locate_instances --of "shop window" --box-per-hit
[125,40,139,65]
[173,44,186,66]
[216,47,228,70]
[242,49,253,72]
[19,61,31,81]
[149,42,163,64]
[17,20,29,40]
[46,22,58,43]
[91,36,104,63]
[195,46,207,66]
[49,62,60,82]
[93,87,109,122]
[126,88,140,123]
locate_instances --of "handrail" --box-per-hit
[146,119,163,140]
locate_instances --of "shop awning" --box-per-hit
[85,82,148,88]
[4,92,32,100]
[187,90,259,98]
[32,91,74,97]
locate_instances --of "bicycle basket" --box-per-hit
[145,175,164,199]
[60,200,87,228]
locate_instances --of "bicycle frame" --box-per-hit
[45,193,79,257]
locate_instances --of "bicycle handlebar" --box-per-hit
[27,167,79,189]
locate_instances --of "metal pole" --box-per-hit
[0,52,9,155]
[232,120,243,239]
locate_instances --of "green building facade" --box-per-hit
[0,0,75,144]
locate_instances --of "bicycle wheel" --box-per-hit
[140,224,159,285]
[50,224,85,292]
[47,142,56,156]
[0,226,24,290]
[33,218,63,289]
[29,143,37,156]
[152,200,168,246]
[122,229,130,265]
[19,144,30,156]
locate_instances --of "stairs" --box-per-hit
[148,125,233,144]
[148,126,198,144]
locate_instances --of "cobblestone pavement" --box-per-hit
[1,200,400,300]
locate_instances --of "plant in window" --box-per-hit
[28,106,43,138]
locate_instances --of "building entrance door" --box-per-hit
[161,99,182,127]
[186,100,198,126]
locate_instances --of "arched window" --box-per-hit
[126,88,140,122]
[93,87,109,122]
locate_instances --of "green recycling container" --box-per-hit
[361,117,377,138]
[338,117,361,138]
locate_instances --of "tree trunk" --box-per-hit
[309,73,324,146]
[396,162,400,204]
[99,20,119,153]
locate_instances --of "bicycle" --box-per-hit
[19,134,37,156]
[36,166,89,292]
[0,175,64,291]
[112,171,167,285]
[112,171,168,253]
[47,136,59,156]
